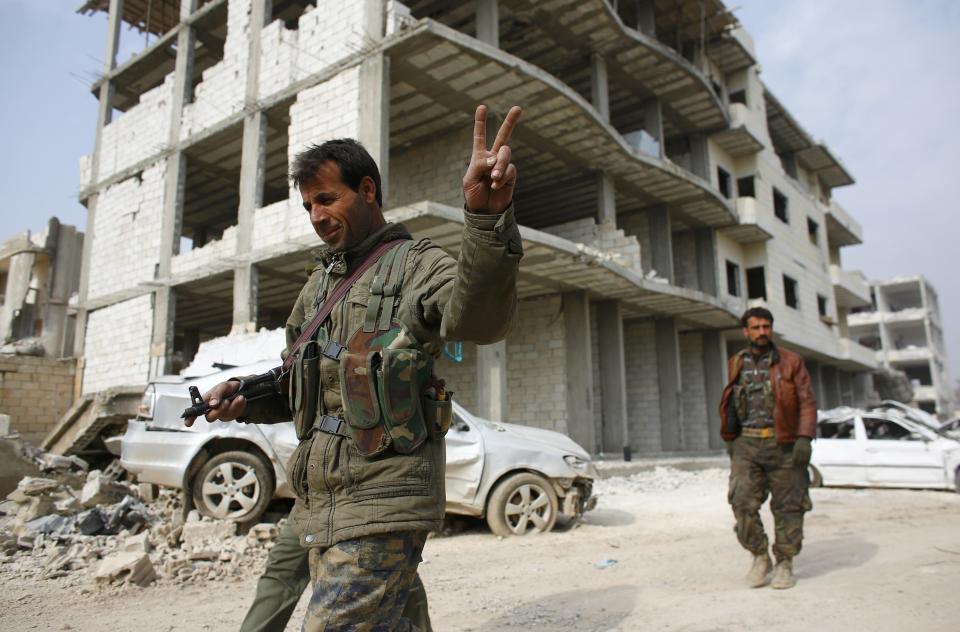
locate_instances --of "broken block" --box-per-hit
[80,471,129,509]
[248,523,278,541]
[17,477,60,497]
[180,519,236,546]
[122,531,152,554]
[94,551,157,587]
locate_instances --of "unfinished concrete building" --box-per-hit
[849,276,953,416]
[75,0,878,456]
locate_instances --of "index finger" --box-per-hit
[472,104,488,155]
[491,105,522,153]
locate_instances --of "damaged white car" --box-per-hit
[120,362,597,535]
[811,409,960,492]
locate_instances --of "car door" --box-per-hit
[444,409,485,508]
[862,415,947,487]
[814,416,867,485]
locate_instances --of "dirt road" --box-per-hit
[3,467,959,631]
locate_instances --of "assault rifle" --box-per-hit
[180,367,285,419]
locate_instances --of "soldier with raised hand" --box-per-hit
[186,104,523,631]
[719,306,817,590]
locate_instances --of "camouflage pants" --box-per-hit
[728,436,812,561]
[303,530,428,632]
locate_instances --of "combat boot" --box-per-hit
[770,558,796,589]
[745,551,772,588]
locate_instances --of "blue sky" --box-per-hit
[1,1,958,386]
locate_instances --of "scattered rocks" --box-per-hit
[80,471,131,509]
[94,551,156,587]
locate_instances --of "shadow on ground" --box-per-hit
[474,585,636,631]
[797,536,878,578]
[579,508,635,527]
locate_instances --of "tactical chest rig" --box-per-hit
[288,239,452,457]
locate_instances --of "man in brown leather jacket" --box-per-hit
[719,306,817,589]
[187,104,523,631]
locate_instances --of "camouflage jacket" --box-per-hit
[719,345,818,445]
[244,209,523,547]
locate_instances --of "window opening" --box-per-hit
[783,274,799,309]
[807,217,819,245]
[746,266,766,300]
[773,188,789,223]
[737,175,755,198]
[717,166,732,199]
[726,260,741,297]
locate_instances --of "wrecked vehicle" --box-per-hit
[121,363,597,535]
[811,409,960,492]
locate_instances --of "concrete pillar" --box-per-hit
[642,98,664,158]
[806,360,824,407]
[74,0,124,358]
[0,252,35,343]
[233,265,259,334]
[358,53,391,206]
[702,330,727,449]
[232,0,269,332]
[637,0,656,36]
[476,340,508,422]
[563,292,596,453]
[647,206,674,283]
[596,172,616,227]
[694,228,718,296]
[688,134,710,180]
[41,223,83,358]
[656,318,684,451]
[151,0,198,377]
[475,0,499,47]
[821,364,840,409]
[590,54,610,122]
[596,301,629,458]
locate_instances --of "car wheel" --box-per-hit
[486,472,558,537]
[191,450,274,525]
[808,465,823,488]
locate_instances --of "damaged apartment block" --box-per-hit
[69,0,944,460]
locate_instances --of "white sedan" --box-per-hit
[120,361,597,535]
[811,410,960,491]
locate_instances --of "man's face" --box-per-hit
[742,316,773,350]
[299,160,381,252]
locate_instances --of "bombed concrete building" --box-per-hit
[848,276,953,416]
[75,0,879,456]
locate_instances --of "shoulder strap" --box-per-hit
[363,239,415,333]
[281,239,408,374]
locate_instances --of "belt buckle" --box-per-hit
[315,414,346,436]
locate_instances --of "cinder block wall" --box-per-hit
[0,356,76,445]
[505,295,567,433]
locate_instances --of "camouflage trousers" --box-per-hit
[303,530,428,632]
[240,521,432,632]
[728,436,812,561]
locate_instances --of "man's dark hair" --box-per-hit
[290,138,382,207]
[740,306,774,327]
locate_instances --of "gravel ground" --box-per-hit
[2,467,959,631]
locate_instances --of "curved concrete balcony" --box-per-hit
[830,264,871,308]
[405,0,729,139]
[720,197,771,243]
[388,20,736,231]
[388,201,742,330]
[840,338,880,371]
[712,102,764,157]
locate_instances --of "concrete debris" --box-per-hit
[94,552,156,587]
[17,477,61,497]
[23,514,74,537]
[0,337,45,356]
[180,518,236,546]
[0,469,281,592]
[80,470,131,509]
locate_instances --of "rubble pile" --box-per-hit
[0,456,278,592]
[594,466,727,496]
